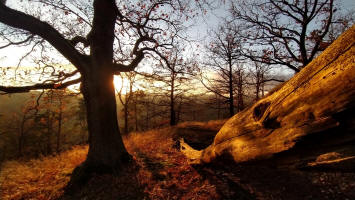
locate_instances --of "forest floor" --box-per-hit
[0,120,354,200]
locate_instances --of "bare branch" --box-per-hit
[0,34,34,49]
[0,3,88,71]
[112,51,144,72]
[69,36,90,47]
[0,78,81,93]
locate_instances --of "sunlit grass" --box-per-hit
[0,120,224,200]
[0,146,87,200]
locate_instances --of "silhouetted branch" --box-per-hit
[0,35,34,49]
[0,3,87,71]
[0,78,81,93]
[112,51,144,72]
[69,36,90,47]
[262,78,285,83]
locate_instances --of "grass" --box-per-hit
[0,146,87,200]
[0,120,225,200]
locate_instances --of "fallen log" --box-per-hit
[181,25,355,169]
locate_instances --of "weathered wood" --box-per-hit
[182,25,355,167]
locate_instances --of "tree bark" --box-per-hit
[0,0,142,191]
[46,111,53,155]
[228,60,235,117]
[237,69,244,112]
[68,1,132,185]
[134,94,138,131]
[181,26,355,165]
[18,115,26,157]
[124,104,129,134]
[56,99,63,153]
[80,69,130,170]
[170,74,177,126]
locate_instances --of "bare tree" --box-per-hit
[116,72,136,134]
[0,0,203,182]
[233,64,246,112]
[45,89,70,153]
[157,47,197,125]
[136,44,197,126]
[201,22,244,117]
[249,61,271,101]
[230,0,353,72]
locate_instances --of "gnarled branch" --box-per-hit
[69,36,90,47]
[0,78,81,93]
[112,51,144,72]
[0,3,87,71]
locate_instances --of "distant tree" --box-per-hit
[249,61,271,101]
[205,93,226,119]
[116,72,136,134]
[233,64,246,112]
[42,89,70,153]
[131,90,145,131]
[230,0,353,72]
[55,90,65,153]
[201,22,245,117]
[74,98,88,144]
[17,93,43,157]
[145,46,197,125]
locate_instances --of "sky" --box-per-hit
[0,0,354,75]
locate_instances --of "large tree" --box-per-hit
[0,0,198,180]
[230,0,353,72]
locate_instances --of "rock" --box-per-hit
[181,25,355,169]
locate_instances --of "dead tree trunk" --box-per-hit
[181,26,355,167]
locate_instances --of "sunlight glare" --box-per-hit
[113,75,131,94]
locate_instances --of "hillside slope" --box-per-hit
[1,120,354,199]
[0,123,226,200]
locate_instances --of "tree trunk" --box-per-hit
[176,97,182,124]
[80,69,130,171]
[18,116,25,157]
[67,69,132,190]
[181,26,355,165]
[170,75,176,126]
[217,94,221,119]
[255,71,260,101]
[74,0,130,172]
[261,73,265,97]
[124,104,128,134]
[228,60,234,117]
[145,101,149,130]
[134,94,138,131]
[56,99,62,153]
[46,111,53,155]
[237,70,244,112]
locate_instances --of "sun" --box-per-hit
[113,75,130,94]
